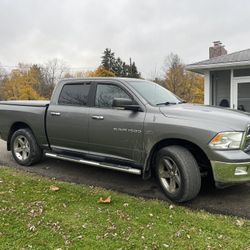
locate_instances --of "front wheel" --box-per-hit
[155,145,201,203]
[11,128,43,166]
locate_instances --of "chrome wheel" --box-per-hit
[14,135,30,161]
[159,157,181,194]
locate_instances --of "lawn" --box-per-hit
[0,167,249,250]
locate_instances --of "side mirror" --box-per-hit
[112,98,141,111]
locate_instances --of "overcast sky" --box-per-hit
[0,0,250,78]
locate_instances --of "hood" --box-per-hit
[159,104,250,131]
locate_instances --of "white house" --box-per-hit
[186,41,250,113]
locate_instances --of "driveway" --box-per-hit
[0,140,249,219]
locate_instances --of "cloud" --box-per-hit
[0,0,250,78]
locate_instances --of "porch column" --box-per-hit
[204,71,210,105]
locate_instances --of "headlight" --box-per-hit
[209,132,243,150]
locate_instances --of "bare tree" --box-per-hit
[0,63,7,100]
[40,58,69,98]
[42,58,69,86]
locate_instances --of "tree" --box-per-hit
[41,58,69,98]
[101,49,116,73]
[0,63,7,100]
[163,53,204,103]
[114,57,123,76]
[85,66,115,77]
[1,66,43,100]
[129,61,141,78]
[100,49,141,78]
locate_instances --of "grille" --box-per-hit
[244,126,250,152]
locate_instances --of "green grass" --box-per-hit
[0,167,249,250]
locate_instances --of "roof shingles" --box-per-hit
[188,48,250,67]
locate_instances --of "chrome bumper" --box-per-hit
[211,161,250,184]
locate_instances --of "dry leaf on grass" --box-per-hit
[98,196,112,204]
[236,219,245,227]
[50,186,60,192]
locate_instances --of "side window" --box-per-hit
[58,83,90,106]
[95,84,131,108]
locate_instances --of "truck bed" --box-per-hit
[0,100,50,148]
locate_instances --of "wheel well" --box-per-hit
[7,122,32,151]
[147,138,212,176]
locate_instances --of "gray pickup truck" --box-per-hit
[0,78,250,202]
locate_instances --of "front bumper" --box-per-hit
[211,160,250,184]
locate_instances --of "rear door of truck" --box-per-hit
[46,81,91,152]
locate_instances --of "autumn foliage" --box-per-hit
[85,66,116,77]
[0,52,204,103]
[163,53,204,104]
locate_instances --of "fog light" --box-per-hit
[235,166,248,176]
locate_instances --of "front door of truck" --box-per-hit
[88,82,146,164]
[47,82,91,152]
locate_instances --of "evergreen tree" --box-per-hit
[101,48,141,78]
[129,62,141,78]
[101,48,116,73]
[121,62,129,77]
[114,57,123,76]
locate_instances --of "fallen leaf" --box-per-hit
[169,204,174,210]
[98,196,111,204]
[236,219,245,227]
[50,186,60,192]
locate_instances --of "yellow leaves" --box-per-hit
[49,185,60,192]
[164,53,204,104]
[235,218,245,227]
[98,196,112,204]
[86,66,115,77]
[1,66,44,100]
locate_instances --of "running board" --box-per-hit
[45,152,141,175]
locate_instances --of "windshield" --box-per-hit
[127,80,182,106]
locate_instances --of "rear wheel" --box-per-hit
[11,128,43,166]
[155,145,201,202]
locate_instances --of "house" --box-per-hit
[186,41,250,113]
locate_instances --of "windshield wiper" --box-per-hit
[156,102,178,106]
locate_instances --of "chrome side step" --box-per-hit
[45,153,141,175]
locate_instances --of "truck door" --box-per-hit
[88,82,146,164]
[47,82,91,152]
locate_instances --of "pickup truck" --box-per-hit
[0,77,250,202]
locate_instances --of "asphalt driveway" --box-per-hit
[0,140,249,219]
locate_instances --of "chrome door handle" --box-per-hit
[50,111,61,116]
[92,115,104,120]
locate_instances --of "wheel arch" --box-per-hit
[7,122,34,151]
[144,138,212,178]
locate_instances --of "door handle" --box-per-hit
[50,111,61,116]
[92,115,104,120]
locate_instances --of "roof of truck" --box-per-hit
[59,77,144,84]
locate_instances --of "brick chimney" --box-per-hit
[209,41,227,58]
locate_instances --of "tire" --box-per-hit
[155,145,201,203]
[10,128,43,166]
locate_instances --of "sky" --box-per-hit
[0,0,250,78]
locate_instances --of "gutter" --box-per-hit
[186,60,250,72]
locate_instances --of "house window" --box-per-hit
[233,68,250,77]
[210,70,231,107]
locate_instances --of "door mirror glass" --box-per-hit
[112,98,141,111]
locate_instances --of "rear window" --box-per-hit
[58,83,90,106]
